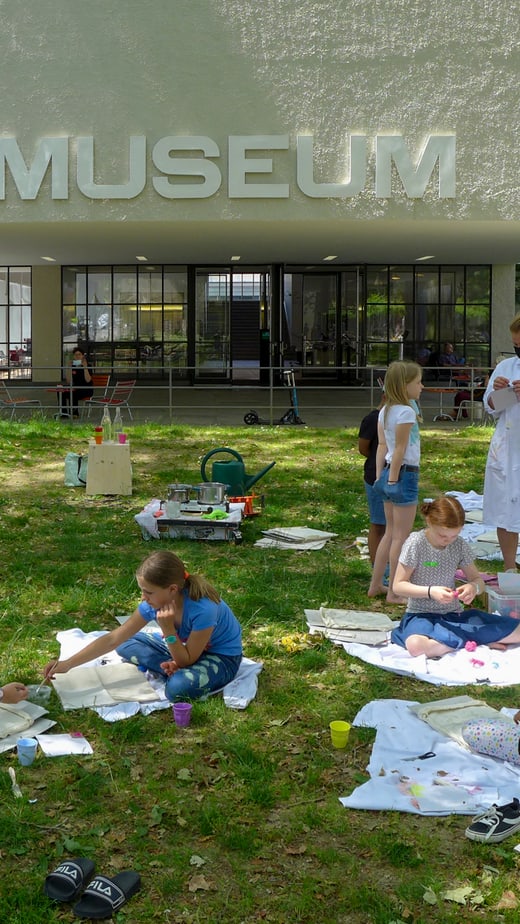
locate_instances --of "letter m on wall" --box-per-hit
[375,135,455,198]
[0,137,68,199]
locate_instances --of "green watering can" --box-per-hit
[200,447,276,497]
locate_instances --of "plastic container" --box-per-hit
[487,587,520,619]
[329,720,351,748]
[26,684,52,706]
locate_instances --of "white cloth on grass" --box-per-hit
[340,698,520,816]
[333,638,520,687]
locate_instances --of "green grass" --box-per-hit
[1,416,519,923]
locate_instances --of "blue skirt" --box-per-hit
[391,608,520,651]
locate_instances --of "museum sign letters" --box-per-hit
[0,133,455,201]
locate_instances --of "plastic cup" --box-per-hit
[118,433,127,444]
[26,684,51,707]
[94,427,103,445]
[172,702,193,727]
[17,737,38,766]
[329,720,351,749]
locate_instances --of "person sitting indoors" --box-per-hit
[439,341,465,367]
[416,344,432,367]
[61,347,94,418]
[452,371,490,419]
[391,495,520,658]
[0,681,29,703]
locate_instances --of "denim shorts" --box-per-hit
[373,465,419,507]
[364,480,386,525]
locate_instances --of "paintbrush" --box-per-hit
[33,660,58,696]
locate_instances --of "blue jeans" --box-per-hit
[373,465,419,506]
[116,632,242,702]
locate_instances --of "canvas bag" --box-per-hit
[64,452,88,487]
[0,702,34,739]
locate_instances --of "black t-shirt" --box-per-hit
[70,365,93,390]
[358,408,379,485]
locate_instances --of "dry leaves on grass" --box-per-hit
[188,873,214,892]
[494,890,519,910]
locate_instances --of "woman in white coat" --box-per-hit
[482,313,520,571]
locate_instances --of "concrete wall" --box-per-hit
[0,1,518,224]
[492,265,517,361]
[31,265,61,381]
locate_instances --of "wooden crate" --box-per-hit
[86,440,132,495]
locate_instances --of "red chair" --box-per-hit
[0,380,42,420]
[82,373,111,419]
[86,379,136,420]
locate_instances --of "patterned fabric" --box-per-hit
[462,718,520,766]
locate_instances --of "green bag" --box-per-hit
[64,452,88,487]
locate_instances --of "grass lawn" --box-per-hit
[1,417,519,924]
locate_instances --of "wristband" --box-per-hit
[427,586,432,599]
[164,635,177,645]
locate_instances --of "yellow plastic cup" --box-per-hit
[330,720,351,749]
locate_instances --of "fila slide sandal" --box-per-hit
[73,870,141,919]
[44,858,96,902]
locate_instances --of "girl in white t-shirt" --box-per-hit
[367,360,423,604]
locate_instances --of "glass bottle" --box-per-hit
[113,407,123,443]
[101,406,112,442]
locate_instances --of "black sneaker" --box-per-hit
[465,797,520,843]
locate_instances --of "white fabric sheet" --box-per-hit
[341,699,520,815]
[53,628,261,720]
[337,639,520,687]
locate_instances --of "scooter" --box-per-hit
[244,368,305,425]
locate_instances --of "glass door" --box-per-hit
[194,269,230,380]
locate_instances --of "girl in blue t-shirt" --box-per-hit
[44,551,242,702]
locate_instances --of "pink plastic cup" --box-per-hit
[172,702,192,727]
[118,433,127,444]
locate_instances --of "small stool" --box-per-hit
[86,440,132,495]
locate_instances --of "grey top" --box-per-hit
[399,530,474,614]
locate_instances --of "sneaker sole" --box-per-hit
[465,821,520,843]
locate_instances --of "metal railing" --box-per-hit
[0,364,491,427]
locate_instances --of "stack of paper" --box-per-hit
[255,526,337,550]
[305,608,398,646]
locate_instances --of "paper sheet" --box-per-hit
[36,733,93,756]
[490,386,519,411]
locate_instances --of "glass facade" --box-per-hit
[364,265,491,369]
[0,267,32,379]
[63,264,492,383]
[62,265,188,376]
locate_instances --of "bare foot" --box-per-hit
[367,586,387,598]
[386,593,407,605]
